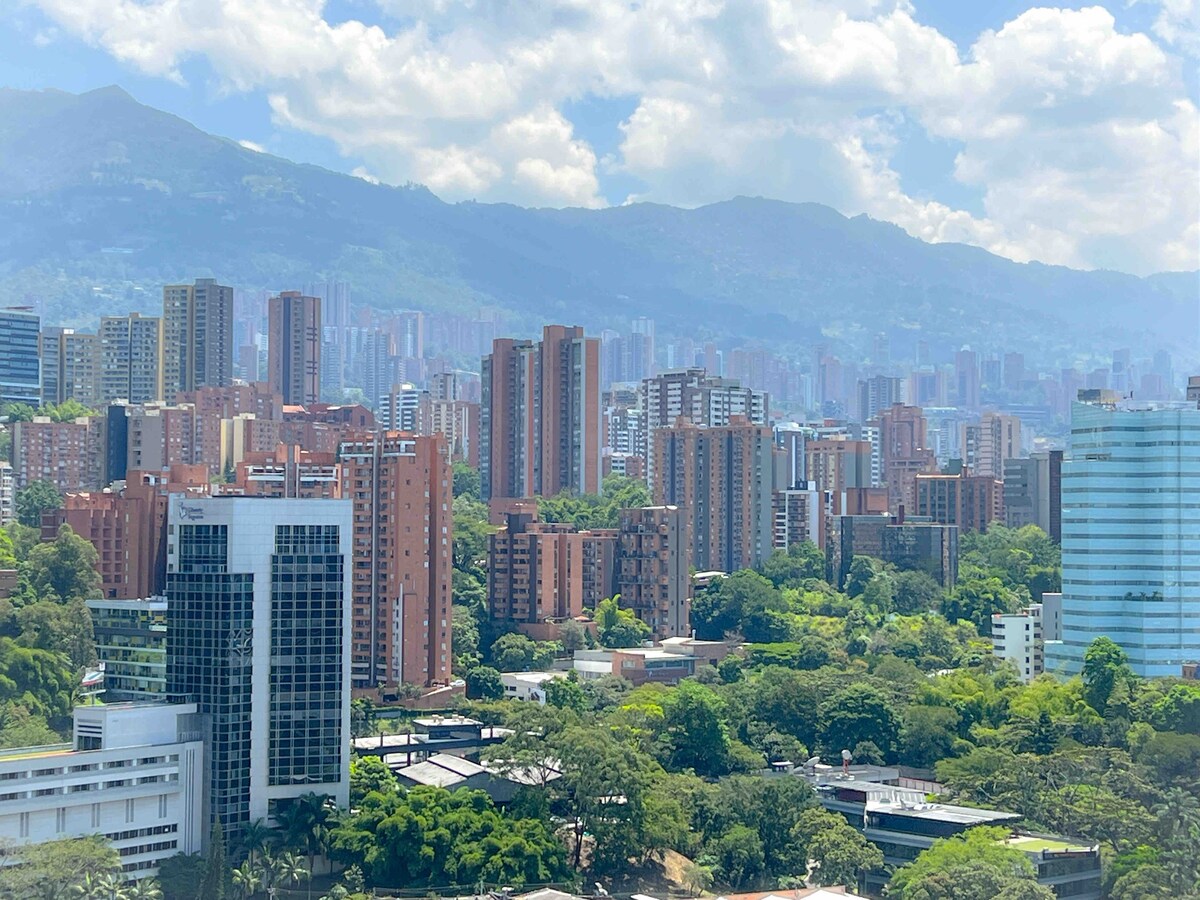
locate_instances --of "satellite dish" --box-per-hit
[805,756,821,768]
[841,749,853,761]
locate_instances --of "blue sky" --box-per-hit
[1,1,1196,274]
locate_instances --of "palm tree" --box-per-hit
[231,861,261,900]
[70,872,129,900]
[260,851,310,899]
[239,819,272,864]
[126,881,163,900]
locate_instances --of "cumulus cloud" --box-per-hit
[25,0,1200,272]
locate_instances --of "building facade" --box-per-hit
[772,486,824,553]
[827,514,958,589]
[0,307,41,408]
[86,597,168,701]
[480,326,601,502]
[914,470,1004,534]
[11,415,105,492]
[99,314,164,404]
[652,417,776,573]
[1048,401,1200,677]
[339,432,453,688]
[39,328,100,408]
[616,505,690,638]
[162,279,234,402]
[165,496,352,830]
[0,703,204,880]
[267,292,321,405]
[1003,450,1063,541]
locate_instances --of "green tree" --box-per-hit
[0,836,122,899]
[1152,683,1200,734]
[661,680,733,776]
[15,480,62,528]
[0,703,62,748]
[156,853,206,900]
[543,671,587,713]
[691,570,791,642]
[791,807,883,890]
[894,570,944,614]
[350,756,398,804]
[888,827,1043,900]
[452,461,481,499]
[198,822,227,900]
[757,542,824,588]
[1081,637,1133,715]
[845,556,885,598]
[15,597,97,668]
[465,665,504,700]
[595,595,651,648]
[452,603,481,670]
[942,577,1021,632]
[24,524,102,602]
[900,704,962,768]
[489,632,556,671]
[820,682,900,760]
[350,697,378,739]
[710,824,765,889]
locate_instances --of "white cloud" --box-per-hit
[25,0,1200,273]
[238,139,266,153]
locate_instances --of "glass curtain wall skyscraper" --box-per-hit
[1048,400,1200,677]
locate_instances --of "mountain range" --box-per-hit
[0,85,1195,364]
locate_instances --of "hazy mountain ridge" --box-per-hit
[0,85,1194,361]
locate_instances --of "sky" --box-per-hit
[1,0,1197,276]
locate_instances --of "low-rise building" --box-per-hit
[86,597,167,701]
[826,514,958,589]
[570,647,696,685]
[500,671,566,703]
[0,703,204,880]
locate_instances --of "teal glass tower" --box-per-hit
[1048,400,1200,677]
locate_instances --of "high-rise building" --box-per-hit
[11,414,105,492]
[0,307,42,408]
[962,412,1022,478]
[1003,450,1063,541]
[339,432,452,688]
[653,417,776,573]
[0,461,13,526]
[772,485,824,552]
[876,404,937,512]
[857,375,902,423]
[162,278,234,402]
[616,505,689,637]
[488,508,617,626]
[914,469,1003,534]
[992,597,1062,683]
[480,326,601,502]
[99,314,164,404]
[827,514,958,589]
[267,292,321,405]
[378,383,421,431]
[39,328,100,407]
[805,438,873,494]
[955,349,980,409]
[166,495,352,830]
[640,368,768,485]
[1046,401,1200,677]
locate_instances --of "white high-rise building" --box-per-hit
[165,496,353,830]
[0,460,13,526]
[0,703,204,880]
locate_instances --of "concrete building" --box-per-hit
[0,307,41,408]
[772,485,824,552]
[0,703,204,880]
[339,432,453,688]
[805,439,873,494]
[992,598,1063,682]
[39,327,100,408]
[488,508,617,626]
[653,417,776,573]
[162,278,234,402]
[875,404,937,513]
[962,412,1023,479]
[99,314,163,404]
[86,597,168,701]
[12,415,105,492]
[267,292,321,406]
[1003,450,1063,541]
[570,647,697,685]
[500,671,567,702]
[804,767,1100,899]
[377,383,421,431]
[640,368,768,485]
[827,514,958,589]
[0,461,13,526]
[165,495,352,830]
[1047,400,1200,677]
[481,325,601,502]
[616,505,690,638]
[230,446,341,499]
[857,375,902,423]
[914,469,1003,534]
